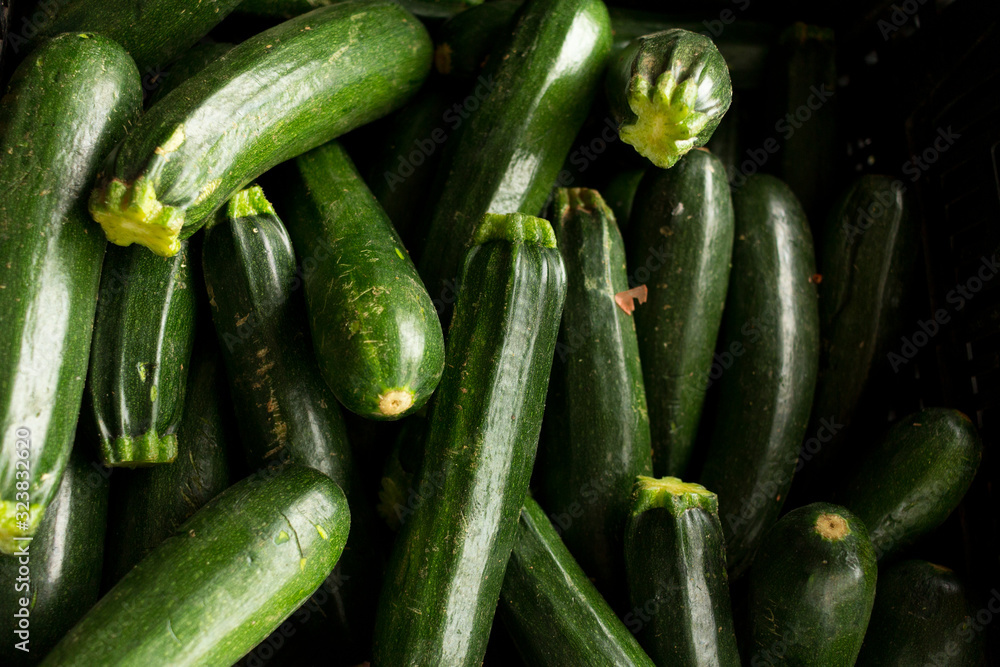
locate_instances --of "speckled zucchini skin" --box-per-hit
[40,466,350,667]
[286,142,445,420]
[89,0,432,256]
[0,33,142,552]
[148,42,235,106]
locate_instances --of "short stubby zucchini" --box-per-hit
[89,0,432,257]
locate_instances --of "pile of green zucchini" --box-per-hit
[0,1,988,665]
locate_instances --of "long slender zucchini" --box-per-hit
[747,502,877,667]
[374,213,567,667]
[238,0,478,20]
[416,0,611,311]
[856,560,983,666]
[624,476,739,666]
[203,185,379,663]
[499,497,655,667]
[0,440,110,666]
[102,341,232,586]
[698,174,819,578]
[537,188,651,603]
[628,149,734,478]
[41,466,350,667]
[89,0,433,257]
[838,408,982,561]
[148,42,235,105]
[606,30,732,169]
[286,142,445,420]
[88,241,196,466]
[0,33,142,552]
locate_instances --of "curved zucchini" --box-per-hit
[103,341,232,586]
[203,185,379,663]
[839,408,982,561]
[0,440,110,666]
[624,476,739,666]
[606,29,732,169]
[537,188,651,603]
[499,497,655,667]
[602,168,646,229]
[0,33,142,552]
[286,142,445,420]
[149,42,235,105]
[856,560,983,666]
[88,241,196,466]
[40,466,350,667]
[698,174,819,578]
[89,0,433,257]
[374,213,567,667]
[747,502,877,667]
[629,149,734,478]
[416,0,611,312]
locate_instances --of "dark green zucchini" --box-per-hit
[238,0,478,20]
[89,0,432,257]
[88,241,196,466]
[374,213,567,667]
[705,91,741,181]
[747,502,877,666]
[606,30,732,169]
[0,33,142,552]
[856,560,983,667]
[416,0,611,311]
[286,142,445,420]
[499,496,655,667]
[103,341,231,586]
[602,168,646,229]
[839,408,982,561]
[149,42,235,105]
[0,439,109,666]
[698,174,818,578]
[537,188,651,603]
[434,0,520,78]
[628,149,734,478]
[41,466,350,667]
[623,476,739,666]
[203,185,379,664]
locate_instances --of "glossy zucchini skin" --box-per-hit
[286,142,445,420]
[624,476,739,667]
[416,0,611,311]
[606,30,732,169]
[537,188,651,602]
[148,42,235,105]
[628,149,734,478]
[89,0,433,257]
[839,409,982,561]
[856,560,983,667]
[88,241,196,466]
[41,466,350,667]
[499,497,655,667]
[103,342,232,586]
[0,33,142,552]
[374,213,567,667]
[0,441,110,666]
[747,503,877,667]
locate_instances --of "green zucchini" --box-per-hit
[203,185,379,663]
[41,465,349,667]
[856,560,983,667]
[536,188,651,603]
[606,29,732,169]
[103,341,232,586]
[286,142,445,420]
[0,33,142,552]
[705,91,741,181]
[747,502,877,666]
[623,476,739,666]
[698,174,818,578]
[88,241,196,466]
[148,42,235,105]
[31,0,241,71]
[434,0,520,78]
[238,0,478,20]
[628,149,734,478]
[602,168,646,229]
[0,440,110,665]
[499,496,655,667]
[416,0,611,311]
[838,408,982,561]
[374,213,567,667]
[89,0,433,257]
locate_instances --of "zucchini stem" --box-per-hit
[621,71,712,169]
[89,176,184,257]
